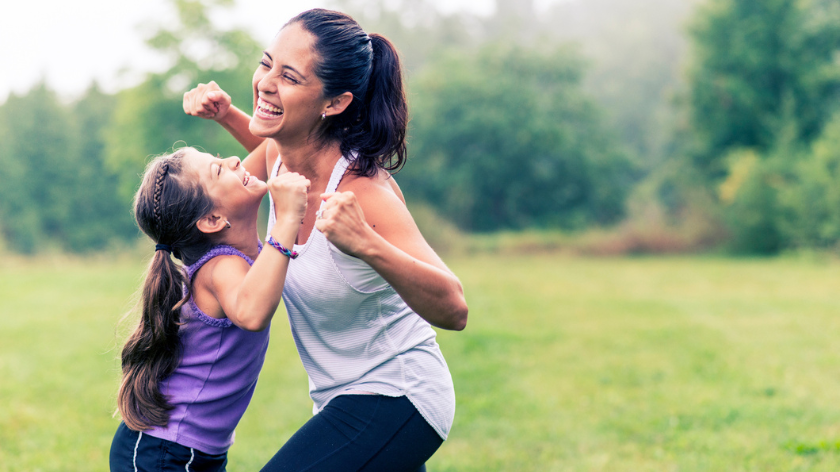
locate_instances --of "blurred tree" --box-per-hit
[543,0,700,167]
[0,83,134,252]
[687,0,840,177]
[104,0,261,200]
[401,43,636,231]
[66,84,138,249]
[776,113,840,249]
[0,83,77,253]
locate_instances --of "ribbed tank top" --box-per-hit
[267,155,455,439]
[146,244,270,454]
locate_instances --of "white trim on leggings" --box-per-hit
[185,447,195,471]
[133,432,143,472]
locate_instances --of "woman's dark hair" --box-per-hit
[118,149,215,431]
[288,8,408,177]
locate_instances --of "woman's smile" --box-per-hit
[256,98,284,119]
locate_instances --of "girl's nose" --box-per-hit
[226,156,241,169]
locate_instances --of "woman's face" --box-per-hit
[249,22,328,141]
[182,148,267,216]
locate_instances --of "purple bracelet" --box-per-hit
[266,236,299,259]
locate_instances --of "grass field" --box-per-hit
[2,252,840,471]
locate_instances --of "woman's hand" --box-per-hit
[315,192,374,257]
[269,172,310,227]
[183,81,232,121]
[317,183,468,331]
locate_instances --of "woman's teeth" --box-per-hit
[259,99,283,116]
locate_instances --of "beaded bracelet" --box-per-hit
[266,236,299,259]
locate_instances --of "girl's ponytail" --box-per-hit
[118,250,186,430]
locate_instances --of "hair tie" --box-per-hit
[155,243,173,252]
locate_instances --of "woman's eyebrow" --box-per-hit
[263,51,273,60]
[283,65,305,78]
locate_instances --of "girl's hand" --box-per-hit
[315,192,374,257]
[268,172,310,226]
[183,81,232,121]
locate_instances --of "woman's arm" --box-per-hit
[316,178,468,331]
[217,106,265,153]
[183,81,265,153]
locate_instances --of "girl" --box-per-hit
[109,146,309,471]
[184,9,469,471]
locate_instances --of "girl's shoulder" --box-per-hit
[190,247,254,320]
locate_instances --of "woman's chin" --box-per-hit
[248,118,279,139]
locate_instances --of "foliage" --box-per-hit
[686,0,840,176]
[543,0,701,167]
[0,83,132,253]
[776,113,840,249]
[718,149,785,254]
[104,0,261,201]
[401,43,636,232]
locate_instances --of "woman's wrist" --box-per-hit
[354,226,387,263]
[213,105,239,124]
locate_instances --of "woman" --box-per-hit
[183,9,468,471]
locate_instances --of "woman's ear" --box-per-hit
[325,92,354,117]
[196,213,228,235]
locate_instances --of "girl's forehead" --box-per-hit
[181,148,213,174]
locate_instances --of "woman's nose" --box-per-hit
[257,73,277,94]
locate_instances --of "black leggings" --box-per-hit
[261,395,444,472]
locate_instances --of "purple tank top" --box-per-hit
[145,244,270,454]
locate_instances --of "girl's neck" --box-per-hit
[273,137,342,183]
[216,221,262,261]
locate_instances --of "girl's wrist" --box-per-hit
[269,216,299,242]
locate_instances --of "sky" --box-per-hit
[0,0,519,104]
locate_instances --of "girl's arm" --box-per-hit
[198,173,309,331]
[316,177,468,331]
[183,81,265,153]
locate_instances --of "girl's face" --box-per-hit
[249,22,328,141]
[183,148,267,216]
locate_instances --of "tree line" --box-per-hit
[1,0,839,254]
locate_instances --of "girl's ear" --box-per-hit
[324,92,354,117]
[196,213,227,235]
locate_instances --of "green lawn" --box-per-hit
[2,253,840,471]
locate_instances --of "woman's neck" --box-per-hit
[273,137,343,184]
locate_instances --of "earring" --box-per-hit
[225,220,231,229]
[321,112,326,121]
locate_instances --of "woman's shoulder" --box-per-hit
[339,168,406,205]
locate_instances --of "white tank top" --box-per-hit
[267,155,456,439]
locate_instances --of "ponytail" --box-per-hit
[356,34,407,176]
[117,150,215,430]
[118,251,186,430]
[288,9,408,177]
